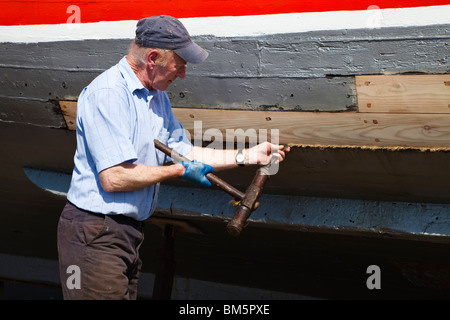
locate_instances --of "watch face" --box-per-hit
[236,151,245,163]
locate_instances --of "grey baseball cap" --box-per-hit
[135,15,208,64]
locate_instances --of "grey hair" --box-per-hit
[127,40,171,68]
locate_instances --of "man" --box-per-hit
[57,15,288,300]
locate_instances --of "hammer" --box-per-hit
[154,139,245,201]
[154,140,274,236]
[226,162,273,236]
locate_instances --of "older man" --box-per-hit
[57,15,288,300]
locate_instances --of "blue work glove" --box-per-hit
[180,160,214,187]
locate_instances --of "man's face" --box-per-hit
[151,51,186,91]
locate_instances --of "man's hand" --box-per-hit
[247,142,290,166]
[181,160,214,187]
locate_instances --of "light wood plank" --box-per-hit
[58,101,450,149]
[356,75,450,113]
[174,108,450,149]
[58,100,77,130]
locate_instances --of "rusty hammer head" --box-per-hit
[226,167,270,236]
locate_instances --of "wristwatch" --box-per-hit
[235,149,245,167]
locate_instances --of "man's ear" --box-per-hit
[147,50,159,68]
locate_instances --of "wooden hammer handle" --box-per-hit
[154,139,245,200]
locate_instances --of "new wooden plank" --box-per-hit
[58,101,450,149]
[175,108,450,149]
[356,75,450,114]
[58,100,77,130]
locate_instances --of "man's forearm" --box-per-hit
[186,142,289,171]
[99,161,185,192]
[185,146,243,171]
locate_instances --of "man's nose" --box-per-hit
[177,65,186,79]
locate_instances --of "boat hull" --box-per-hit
[1,5,450,299]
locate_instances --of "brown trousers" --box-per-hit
[57,201,145,300]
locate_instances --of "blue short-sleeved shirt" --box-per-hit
[67,56,193,221]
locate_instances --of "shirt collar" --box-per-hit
[118,56,149,95]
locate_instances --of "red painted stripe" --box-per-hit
[1,0,449,26]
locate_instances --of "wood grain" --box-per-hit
[175,108,450,149]
[59,101,450,149]
[356,75,450,114]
